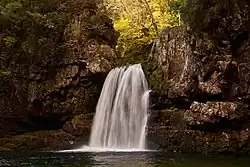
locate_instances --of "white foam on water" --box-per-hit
[58,145,151,153]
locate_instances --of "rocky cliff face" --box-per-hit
[149,0,250,103]
[27,0,118,132]
[1,0,250,153]
[0,0,118,151]
[147,0,250,153]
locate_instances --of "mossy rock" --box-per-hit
[150,109,185,128]
[63,114,93,136]
[72,113,93,123]
[148,67,168,93]
[0,130,75,151]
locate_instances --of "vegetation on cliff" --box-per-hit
[0,0,118,149]
[0,0,67,78]
[100,0,187,63]
[0,0,70,138]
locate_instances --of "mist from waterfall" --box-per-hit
[87,64,150,151]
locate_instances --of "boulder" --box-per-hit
[184,101,249,130]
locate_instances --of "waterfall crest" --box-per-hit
[89,64,150,150]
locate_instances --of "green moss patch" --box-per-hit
[0,130,75,151]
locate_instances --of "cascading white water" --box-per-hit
[88,64,150,150]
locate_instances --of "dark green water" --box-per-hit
[0,151,249,167]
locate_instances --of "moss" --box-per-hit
[148,67,168,94]
[168,107,180,112]
[71,113,93,125]
[0,134,41,150]
[0,130,74,151]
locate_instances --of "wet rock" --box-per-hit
[63,114,93,136]
[147,127,250,154]
[148,27,192,98]
[149,109,186,129]
[184,101,249,131]
[0,130,75,151]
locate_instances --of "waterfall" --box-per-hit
[88,64,150,150]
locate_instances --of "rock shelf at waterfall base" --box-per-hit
[60,64,150,152]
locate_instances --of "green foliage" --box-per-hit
[0,0,68,82]
[180,0,232,32]
[169,106,179,112]
[168,0,187,12]
[0,69,11,76]
[71,114,93,125]
[168,0,187,25]
[2,36,16,47]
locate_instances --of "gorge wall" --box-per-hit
[1,0,250,153]
[0,0,119,151]
[146,0,250,153]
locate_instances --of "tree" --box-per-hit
[101,0,186,58]
[0,0,67,77]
